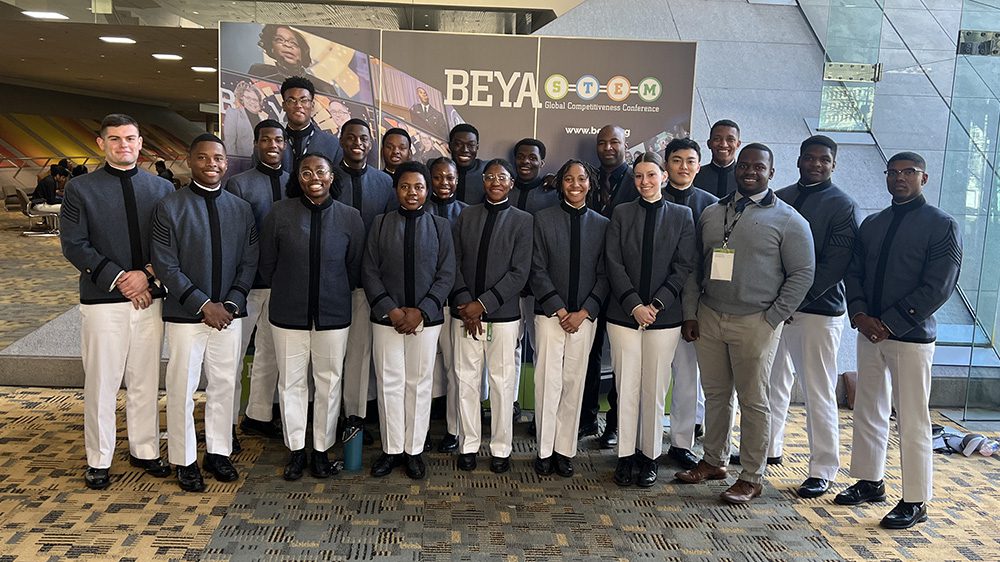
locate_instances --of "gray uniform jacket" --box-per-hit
[451,200,533,323]
[512,177,560,216]
[333,163,395,234]
[61,164,174,304]
[605,197,697,329]
[693,161,737,199]
[455,159,487,205]
[151,183,259,323]
[225,162,290,288]
[530,202,610,317]
[363,208,456,327]
[686,190,815,329]
[259,196,365,330]
[776,179,859,317]
[845,195,961,344]
[427,193,467,224]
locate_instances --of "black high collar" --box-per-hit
[340,161,367,178]
[286,122,315,138]
[103,163,138,178]
[560,200,587,216]
[189,182,222,199]
[399,206,425,218]
[639,197,664,209]
[484,199,510,212]
[456,159,481,174]
[429,193,456,205]
[300,194,333,210]
[514,176,544,191]
[797,178,833,193]
[255,161,283,177]
[664,184,693,201]
[891,194,926,214]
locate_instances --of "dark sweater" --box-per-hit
[845,195,961,344]
[333,163,396,233]
[151,183,259,323]
[259,196,365,330]
[225,162,290,288]
[530,202,609,317]
[61,164,174,304]
[605,197,697,329]
[363,208,456,326]
[775,179,859,316]
[451,200,533,323]
[693,161,737,199]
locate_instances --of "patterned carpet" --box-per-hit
[0,386,997,561]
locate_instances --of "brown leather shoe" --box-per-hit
[720,479,763,504]
[675,460,727,484]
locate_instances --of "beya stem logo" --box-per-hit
[445,70,662,108]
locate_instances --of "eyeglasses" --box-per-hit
[300,169,331,181]
[283,97,313,107]
[272,36,300,48]
[483,173,511,183]
[884,168,924,178]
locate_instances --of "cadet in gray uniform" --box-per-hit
[448,123,488,205]
[61,113,174,490]
[768,135,859,499]
[836,152,961,530]
[530,159,609,478]
[605,152,697,488]
[335,118,396,442]
[381,127,412,176]
[259,153,365,482]
[693,120,741,198]
[151,134,259,492]
[426,157,467,454]
[280,76,343,196]
[225,119,288,441]
[364,161,456,480]
[452,158,533,474]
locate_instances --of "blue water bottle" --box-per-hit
[343,423,363,472]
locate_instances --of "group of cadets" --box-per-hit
[61,75,961,531]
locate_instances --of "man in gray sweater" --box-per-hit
[676,143,815,505]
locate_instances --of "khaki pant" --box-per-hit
[694,303,782,484]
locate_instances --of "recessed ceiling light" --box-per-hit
[100,36,136,44]
[191,66,216,73]
[22,11,69,20]
[153,53,183,60]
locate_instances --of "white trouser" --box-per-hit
[271,325,350,451]
[849,335,934,503]
[434,310,460,435]
[768,313,845,480]
[453,320,520,457]
[343,289,375,418]
[81,301,164,469]
[533,314,597,458]
[165,320,242,466]
[233,288,279,423]
[372,324,441,455]
[668,338,701,450]
[607,324,682,460]
[272,325,349,452]
[512,296,535,402]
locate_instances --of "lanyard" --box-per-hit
[722,200,750,248]
[291,128,316,161]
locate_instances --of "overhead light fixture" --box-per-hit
[191,66,216,73]
[22,11,69,20]
[153,53,183,60]
[100,36,136,44]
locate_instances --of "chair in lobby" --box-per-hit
[15,187,59,237]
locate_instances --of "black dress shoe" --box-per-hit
[203,453,239,482]
[513,401,522,420]
[311,449,338,478]
[554,454,574,478]
[405,453,427,480]
[767,455,783,465]
[534,456,554,476]
[438,433,459,453]
[880,500,927,529]
[231,426,242,455]
[490,455,511,474]
[613,456,635,487]
[284,449,307,481]
[599,428,618,449]
[527,420,536,436]
[797,477,831,498]
[457,453,477,471]
[129,455,171,477]
[371,453,403,477]
[635,455,658,488]
[84,467,111,490]
[834,479,886,506]
[578,421,599,438]
[666,447,699,470]
[694,424,704,438]
[729,453,741,465]
[240,416,282,439]
[176,462,206,492]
